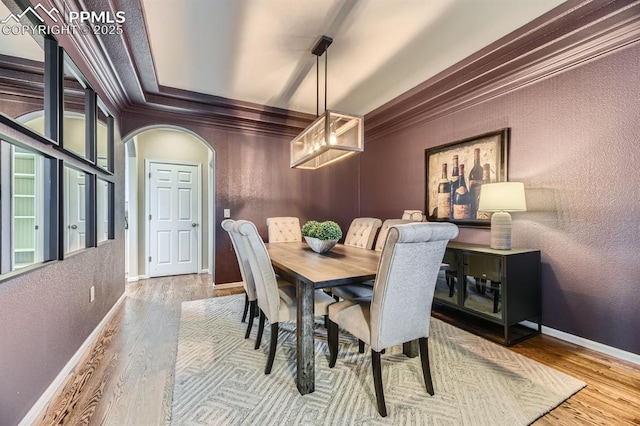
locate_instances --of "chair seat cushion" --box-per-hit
[277,286,336,322]
[331,283,373,303]
[328,301,371,346]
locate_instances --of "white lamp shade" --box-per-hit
[478,182,527,212]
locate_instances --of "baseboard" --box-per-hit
[19,293,127,426]
[200,269,209,274]
[520,321,640,365]
[127,276,139,282]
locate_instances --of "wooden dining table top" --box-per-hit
[265,242,381,288]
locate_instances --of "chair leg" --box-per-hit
[419,337,434,396]
[241,293,249,323]
[255,310,266,350]
[265,322,279,374]
[371,349,387,417]
[328,319,339,368]
[245,300,256,339]
[358,339,365,354]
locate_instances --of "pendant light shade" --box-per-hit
[290,110,363,169]
[290,36,364,169]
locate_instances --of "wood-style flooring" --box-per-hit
[35,274,640,425]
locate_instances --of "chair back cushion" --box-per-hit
[236,220,281,322]
[370,222,459,351]
[374,219,412,251]
[221,219,257,301]
[266,217,302,242]
[401,210,424,221]
[344,217,382,249]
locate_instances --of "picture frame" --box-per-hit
[425,128,509,227]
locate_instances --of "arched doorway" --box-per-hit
[123,126,215,281]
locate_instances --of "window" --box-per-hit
[63,165,89,254]
[0,12,116,279]
[96,178,113,243]
[0,2,46,138]
[96,99,114,172]
[63,59,88,159]
[0,139,55,273]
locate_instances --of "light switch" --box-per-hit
[223,209,231,218]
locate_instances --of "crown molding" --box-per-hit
[365,0,640,140]
[121,98,312,140]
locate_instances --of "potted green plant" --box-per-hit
[301,220,343,253]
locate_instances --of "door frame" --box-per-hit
[145,159,202,277]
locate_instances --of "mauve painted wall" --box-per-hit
[360,43,640,354]
[0,123,126,426]
[121,112,360,284]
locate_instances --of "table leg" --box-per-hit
[296,278,315,395]
[403,340,419,358]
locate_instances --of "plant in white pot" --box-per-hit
[301,220,343,254]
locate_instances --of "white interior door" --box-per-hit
[65,168,86,253]
[148,161,199,277]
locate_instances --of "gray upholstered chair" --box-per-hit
[401,209,424,221]
[327,222,459,417]
[331,219,413,303]
[343,217,382,249]
[222,219,258,338]
[266,216,302,242]
[236,220,335,374]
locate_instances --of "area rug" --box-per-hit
[170,294,584,425]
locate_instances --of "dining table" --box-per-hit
[264,241,395,395]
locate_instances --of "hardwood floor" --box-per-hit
[35,275,640,425]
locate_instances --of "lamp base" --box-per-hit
[490,211,512,250]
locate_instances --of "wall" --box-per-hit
[0,120,125,426]
[360,43,640,354]
[122,110,360,284]
[132,128,211,276]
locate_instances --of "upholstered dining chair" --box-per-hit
[327,222,459,417]
[343,217,382,249]
[266,216,302,242]
[221,219,258,338]
[331,219,412,303]
[236,220,335,375]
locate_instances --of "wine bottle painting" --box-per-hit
[425,129,509,226]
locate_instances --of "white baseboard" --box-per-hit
[200,269,209,274]
[521,321,640,365]
[127,276,139,282]
[19,293,126,426]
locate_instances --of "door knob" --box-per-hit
[192,223,198,227]
[70,224,78,229]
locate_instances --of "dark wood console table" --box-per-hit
[432,242,541,346]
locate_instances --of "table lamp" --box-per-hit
[477,182,527,250]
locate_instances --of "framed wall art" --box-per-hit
[425,128,509,227]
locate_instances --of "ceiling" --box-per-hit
[139,0,565,116]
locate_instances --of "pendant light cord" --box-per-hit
[324,48,328,112]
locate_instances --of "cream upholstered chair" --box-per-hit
[266,216,302,242]
[236,220,335,374]
[343,217,382,249]
[331,219,412,303]
[327,222,459,417]
[402,209,424,221]
[373,219,413,251]
[221,219,259,339]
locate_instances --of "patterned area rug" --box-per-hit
[171,295,584,425]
